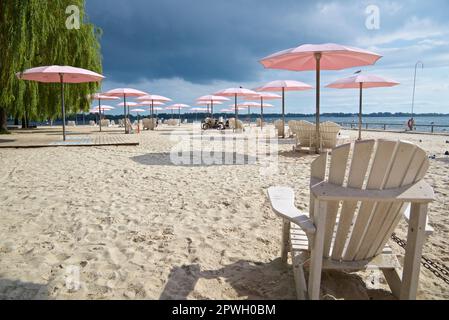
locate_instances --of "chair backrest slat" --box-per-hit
[322,144,350,257]
[331,140,375,260]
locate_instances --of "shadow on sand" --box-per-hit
[131,152,258,167]
[159,259,395,300]
[0,278,49,300]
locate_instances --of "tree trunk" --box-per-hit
[21,116,27,129]
[0,107,9,134]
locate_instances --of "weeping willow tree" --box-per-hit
[0,0,102,133]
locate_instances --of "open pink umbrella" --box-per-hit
[136,95,172,130]
[196,95,230,117]
[260,43,382,150]
[167,104,190,125]
[17,65,104,141]
[103,88,148,133]
[326,72,399,140]
[256,80,311,136]
[214,88,258,129]
[245,92,280,129]
[196,100,224,116]
[90,94,119,132]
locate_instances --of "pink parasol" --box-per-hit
[256,80,312,136]
[167,104,190,124]
[260,43,382,150]
[136,94,172,130]
[214,88,258,128]
[89,94,119,132]
[103,88,148,133]
[17,65,104,141]
[245,92,281,128]
[197,95,230,117]
[326,72,399,140]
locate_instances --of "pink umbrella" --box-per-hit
[326,72,399,140]
[256,80,312,137]
[136,94,172,130]
[196,95,230,117]
[196,100,224,116]
[17,65,105,141]
[90,94,119,132]
[103,88,148,133]
[260,43,382,150]
[167,104,190,125]
[214,88,258,129]
[245,92,280,128]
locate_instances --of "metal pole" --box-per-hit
[358,82,363,141]
[151,100,154,130]
[123,94,128,134]
[234,94,238,132]
[60,74,66,141]
[315,52,322,153]
[281,87,285,138]
[411,61,424,124]
[260,97,264,130]
[98,97,102,132]
[211,101,214,119]
[179,107,181,126]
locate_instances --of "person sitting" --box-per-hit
[407,118,415,131]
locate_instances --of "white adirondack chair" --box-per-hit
[290,120,317,152]
[319,121,341,150]
[268,139,434,300]
[274,120,285,137]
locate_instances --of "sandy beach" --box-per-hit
[0,124,448,300]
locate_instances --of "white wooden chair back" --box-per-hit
[274,120,284,137]
[319,121,341,150]
[310,139,429,262]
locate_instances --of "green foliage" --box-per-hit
[0,0,102,121]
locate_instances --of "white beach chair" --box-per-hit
[268,139,434,300]
[290,120,317,152]
[100,119,110,127]
[89,120,96,127]
[274,120,285,137]
[319,121,341,150]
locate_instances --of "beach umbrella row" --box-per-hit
[260,43,383,152]
[136,95,172,130]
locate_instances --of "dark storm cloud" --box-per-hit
[85,0,325,83]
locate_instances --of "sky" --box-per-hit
[85,0,449,115]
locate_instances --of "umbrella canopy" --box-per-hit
[103,88,148,133]
[214,88,258,127]
[16,65,104,141]
[256,80,312,136]
[136,101,165,107]
[92,105,114,111]
[326,72,399,140]
[135,95,172,130]
[196,95,230,116]
[117,102,138,107]
[260,43,382,151]
[245,92,281,129]
[89,94,119,132]
[130,108,146,113]
[191,107,208,112]
[136,94,172,102]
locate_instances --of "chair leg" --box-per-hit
[292,251,308,300]
[400,203,428,300]
[308,200,327,300]
[382,267,402,298]
[281,220,290,264]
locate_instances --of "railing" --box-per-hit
[337,122,449,134]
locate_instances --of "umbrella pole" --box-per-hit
[152,100,155,131]
[315,52,322,153]
[234,94,238,132]
[60,74,66,141]
[123,94,127,134]
[282,87,285,138]
[211,101,214,119]
[358,83,363,141]
[99,98,102,132]
[260,97,264,130]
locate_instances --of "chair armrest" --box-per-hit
[403,203,434,237]
[267,186,316,235]
[311,180,434,204]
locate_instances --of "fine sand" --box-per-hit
[0,124,448,300]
